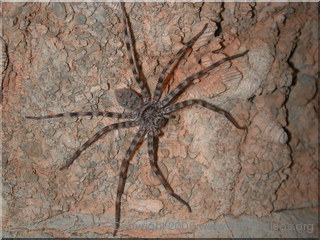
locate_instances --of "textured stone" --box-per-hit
[75,13,87,25]
[128,198,164,213]
[23,141,43,157]
[52,3,66,19]
[2,2,318,238]
[195,208,318,238]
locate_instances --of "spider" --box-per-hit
[26,3,248,236]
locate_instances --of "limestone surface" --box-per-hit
[2,2,318,238]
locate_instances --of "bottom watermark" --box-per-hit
[106,218,316,234]
[114,220,201,232]
[270,222,314,234]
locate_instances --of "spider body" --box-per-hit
[115,87,168,132]
[26,3,249,236]
[138,101,167,131]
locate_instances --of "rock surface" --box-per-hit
[2,2,318,238]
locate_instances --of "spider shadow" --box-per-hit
[150,133,173,190]
[160,48,193,97]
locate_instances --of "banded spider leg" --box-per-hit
[160,50,249,106]
[120,2,150,101]
[25,111,138,169]
[114,128,146,236]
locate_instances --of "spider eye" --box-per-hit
[153,116,165,128]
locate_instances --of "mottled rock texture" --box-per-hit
[2,2,318,238]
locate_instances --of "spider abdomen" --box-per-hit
[115,88,142,110]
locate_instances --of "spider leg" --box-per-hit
[60,121,139,170]
[25,111,133,120]
[114,127,146,236]
[120,2,150,101]
[147,131,192,212]
[163,99,246,129]
[153,24,208,102]
[161,50,249,106]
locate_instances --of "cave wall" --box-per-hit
[1,2,318,238]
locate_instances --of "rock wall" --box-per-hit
[2,2,318,238]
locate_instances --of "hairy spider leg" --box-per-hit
[25,111,134,120]
[121,2,150,101]
[147,132,192,211]
[163,99,247,129]
[114,128,146,236]
[161,50,249,106]
[153,24,208,102]
[60,121,139,170]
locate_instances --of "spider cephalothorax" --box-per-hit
[115,87,168,133]
[138,101,168,131]
[115,88,168,133]
[26,2,248,236]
